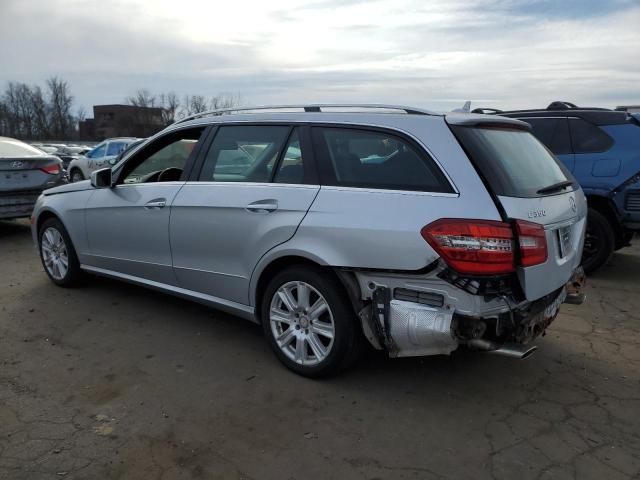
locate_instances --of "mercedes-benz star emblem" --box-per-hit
[569,196,577,213]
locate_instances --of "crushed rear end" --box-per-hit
[355,114,587,359]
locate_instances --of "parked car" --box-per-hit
[0,136,65,220]
[31,104,586,377]
[51,146,87,170]
[67,137,139,182]
[473,101,640,273]
[35,145,60,155]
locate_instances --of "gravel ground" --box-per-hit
[1,219,639,480]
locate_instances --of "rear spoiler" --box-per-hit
[445,113,531,131]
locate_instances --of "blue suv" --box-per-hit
[475,102,640,273]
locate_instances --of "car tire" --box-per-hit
[581,208,615,274]
[261,265,363,377]
[70,169,84,183]
[39,218,83,287]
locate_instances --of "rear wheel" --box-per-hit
[70,169,84,183]
[261,266,362,377]
[39,218,83,286]
[581,208,615,274]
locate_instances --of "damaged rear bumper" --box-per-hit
[358,267,586,358]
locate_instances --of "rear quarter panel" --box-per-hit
[249,116,501,304]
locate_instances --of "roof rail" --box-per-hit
[173,103,437,125]
[471,107,503,114]
[547,101,579,110]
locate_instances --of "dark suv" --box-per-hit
[474,102,640,273]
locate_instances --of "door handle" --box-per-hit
[144,198,167,209]
[246,199,278,213]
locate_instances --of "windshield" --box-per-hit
[451,125,574,198]
[0,138,45,157]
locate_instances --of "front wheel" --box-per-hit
[581,208,615,274]
[39,218,83,286]
[261,266,362,377]
[70,169,84,183]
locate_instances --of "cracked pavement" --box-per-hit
[1,219,639,479]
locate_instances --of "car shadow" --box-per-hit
[0,219,32,238]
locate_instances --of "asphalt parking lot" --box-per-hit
[1,219,639,480]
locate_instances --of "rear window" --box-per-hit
[569,118,613,153]
[313,127,453,193]
[451,126,573,198]
[520,118,572,155]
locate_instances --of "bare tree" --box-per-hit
[182,94,209,116]
[126,88,156,108]
[46,76,74,139]
[210,93,243,110]
[158,91,180,125]
[30,86,49,139]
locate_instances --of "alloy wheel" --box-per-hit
[269,281,335,366]
[41,227,69,280]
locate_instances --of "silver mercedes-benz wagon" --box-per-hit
[31,104,587,376]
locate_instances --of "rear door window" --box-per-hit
[312,127,453,193]
[521,118,572,155]
[198,125,290,183]
[451,125,574,198]
[569,118,613,153]
[273,128,308,184]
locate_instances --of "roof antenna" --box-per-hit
[452,101,471,113]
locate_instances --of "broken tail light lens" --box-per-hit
[515,220,547,267]
[421,219,515,275]
[39,164,61,175]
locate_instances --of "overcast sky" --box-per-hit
[1,0,639,114]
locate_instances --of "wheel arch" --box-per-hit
[586,194,626,249]
[36,208,64,236]
[251,251,363,325]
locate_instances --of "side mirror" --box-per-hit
[91,168,113,188]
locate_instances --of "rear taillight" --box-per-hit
[515,220,547,266]
[40,164,61,175]
[421,219,515,275]
[421,218,548,276]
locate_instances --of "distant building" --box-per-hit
[79,104,164,140]
[78,118,95,140]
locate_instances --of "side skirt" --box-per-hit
[80,264,258,323]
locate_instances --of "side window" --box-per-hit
[274,129,306,184]
[524,118,572,155]
[89,143,106,159]
[569,118,613,154]
[314,127,453,193]
[198,125,290,182]
[106,141,126,156]
[119,127,204,184]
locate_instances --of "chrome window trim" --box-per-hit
[319,185,460,197]
[164,119,460,195]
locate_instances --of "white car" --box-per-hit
[68,137,140,182]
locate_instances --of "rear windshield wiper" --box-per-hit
[537,180,574,195]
